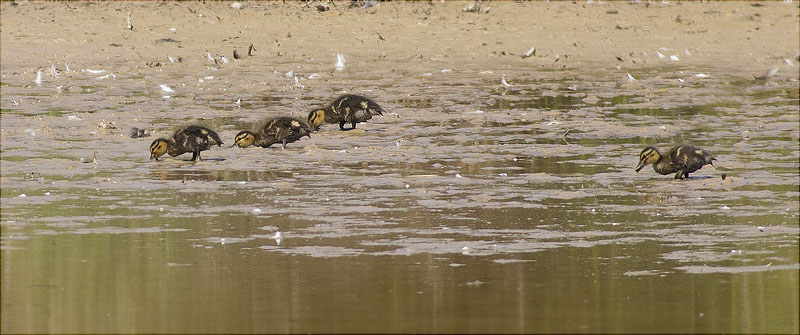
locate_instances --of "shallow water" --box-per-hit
[2,4,800,334]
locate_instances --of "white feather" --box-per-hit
[335,53,346,71]
[34,69,42,85]
[501,75,511,87]
[160,84,175,92]
[627,72,636,81]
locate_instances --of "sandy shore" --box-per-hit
[1,1,798,80]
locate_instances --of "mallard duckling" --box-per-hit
[307,94,385,130]
[635,144,716,179]
[149,125,223,161]
[233,117,313,149]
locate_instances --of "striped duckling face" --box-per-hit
[149,138,169,160]
[233,131,256,148]
[635,146,660,172]
[307,108,327,130]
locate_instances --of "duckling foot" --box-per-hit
[338,120,358,131]
[190,151,200,161]
[674,171,685,179]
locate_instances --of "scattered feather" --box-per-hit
[95,73,115,80]
[293,76,304,88]
[522,46,536,58]
[126,11,133,30]
[695,73,708,78]
[271,231,282,245]
[206,52,215,62]
[627,72,636,81]
[657,51,666,59]
[285,70,294,78]
[49,64,59,77]
[753,68,778,80]
[501,75,512,87]
[34,69,42,85]
[220,56,229,64]
[785,58,796,67]
[684,49,691,56]
[669,55,679,61]
[335,53,346,71]
[159,84,175,92]
[84,69,106,74]
[308,73,321,79]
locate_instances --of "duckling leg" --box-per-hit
[339,121,346,130]
[282,140,287,149]
[351,121,357,129]
[190,151,199,161]
[674,170,684,179]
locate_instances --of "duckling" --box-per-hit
[149,125,223,161]
[233,117,313,149]
[307,94,385,130]
[635,144,716,179]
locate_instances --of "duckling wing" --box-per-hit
[283,119,313,142]
[181,126,223,149]
[362,97,385,116]
[669,145,710,174]
[345,106,373,123]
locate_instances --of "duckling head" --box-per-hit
[635,146,661,172]
[149,138,169,160]
[233,130,256,148]
[307,108,326,130]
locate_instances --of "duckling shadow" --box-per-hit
[195,158,226,162]
[685,175,716,180]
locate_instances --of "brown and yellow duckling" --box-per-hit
[307,94,385,131]
[233,117,313,149]
[635,144,716,179]
[149,125,223,161]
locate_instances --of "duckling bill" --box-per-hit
[635,144,715,179]
[234,117,312,149]
[149,125,223,161]
[307,94,385,131]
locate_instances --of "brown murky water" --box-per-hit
[2,1,799,333]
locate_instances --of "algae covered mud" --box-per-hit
[1,1,799,333]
